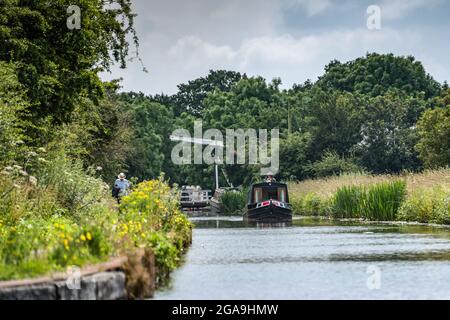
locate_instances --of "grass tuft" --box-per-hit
[220,190,247,215]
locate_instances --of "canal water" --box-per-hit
[154,217,450,299]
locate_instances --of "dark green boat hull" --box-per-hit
[244,203,292,222]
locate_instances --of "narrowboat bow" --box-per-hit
[244,182,292,222]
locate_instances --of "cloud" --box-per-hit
[168,36,236,69]
[100,0,450,95]
[380,0,444,20]
[167,29,422,67]
[164,28,422,90]
[135,0,283,46]
[296,0,332,16]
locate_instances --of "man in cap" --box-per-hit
[113,172,131,204]
[264,171,276,183]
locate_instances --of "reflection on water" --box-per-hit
[154,216,450,300]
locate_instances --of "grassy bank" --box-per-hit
[289,169,450,224]
[0,158,191,284]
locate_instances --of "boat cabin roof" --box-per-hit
[248,182,289,204]
[251,182,288,189]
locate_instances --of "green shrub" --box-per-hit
[36,154,110,219]
[398,186,450,224]
[0,149,111,224]
[290,196,303,215]
[0,173,192,281]
[304,151,363,178]
[146,232,178,275]
[0,62,29,167]
[119,179,192,278]
[0,214,115,280]
[220,190,246,215]
[292,193,331,216]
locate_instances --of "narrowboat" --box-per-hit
[180,186,211,210]
[244,181,292,222]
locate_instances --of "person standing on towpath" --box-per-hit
[112,172,131,204]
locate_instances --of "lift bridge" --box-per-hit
[169,134,223,212]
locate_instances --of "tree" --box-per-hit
[278,132,312,180]
[0,62,29,166]
[291,88,364,162]
[118,93,175,181]
[200,77,286,185]
[353,92,425,173]
[416,90,450,168]
[304,151,362,178]
[317,53,442,99]
[174,70,244,116]
[0,0,139,124]
[202,76,285,131]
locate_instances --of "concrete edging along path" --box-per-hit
[0,257,128,300]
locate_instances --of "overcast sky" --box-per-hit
[101,0,450,95]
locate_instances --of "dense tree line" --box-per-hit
[0,2,448,191]
[110,55,449,189]
[0,0,144,204]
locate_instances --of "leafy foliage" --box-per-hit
[0,0,139,124]
[220,190,247,215]
[0,175,192,280]
[317,53,441,98]
[416,90,450,168]
[353,91,425,173]
[305,151,362,178]
[104,54,448,188]
[398,186,450,224]
[279,132,312,180]
[174,70,243,116]
[119,179,192,274]
[2,1,450,284]
[290,89,364,160]
[0,2,194,283]
[0,62,29,166]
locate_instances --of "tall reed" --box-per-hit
[362,180,406,221]
[332,185,363,218]
[331,180,406,220]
